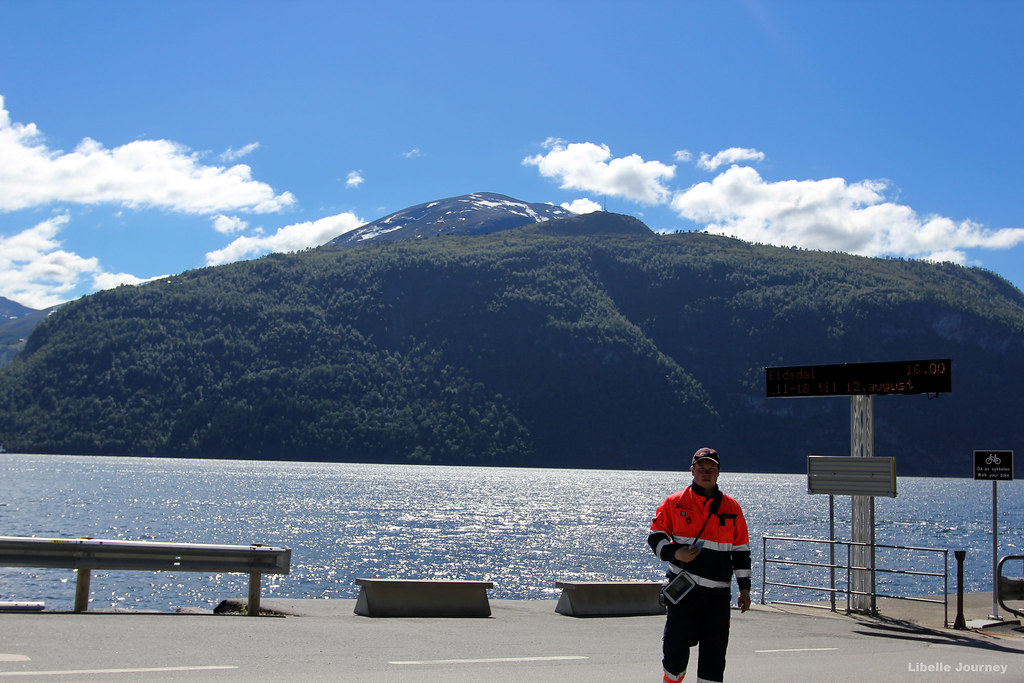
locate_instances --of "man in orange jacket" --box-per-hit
[648,447,752,682]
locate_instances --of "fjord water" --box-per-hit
[0,454,1020,612]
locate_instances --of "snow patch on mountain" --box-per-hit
[325,192,575,247]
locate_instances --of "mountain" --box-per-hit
[327,192,576,246]
[0,297,45,368]
[1,205,1023,476]
[0,296,35,323]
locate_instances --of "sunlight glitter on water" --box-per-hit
[0,455,1020,611]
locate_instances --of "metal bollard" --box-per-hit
[953,550,966,629]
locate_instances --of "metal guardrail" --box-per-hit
[997,555,1024,619]
[761,535,949,627]
[0,536,290,615]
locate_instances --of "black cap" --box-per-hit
[691,447,720,467]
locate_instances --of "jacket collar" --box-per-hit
[690,480,721,500]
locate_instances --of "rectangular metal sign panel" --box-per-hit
[807,455,898,497]
[766,358,951,398]
[974,450,1014,481]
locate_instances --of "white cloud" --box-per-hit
[523,139,676,205]
[696,147,766,171]
[403,148,422,158]
[346,170,365,188]
[670,165,1024,262]
[923,248,969,264]
[91,270,163,292]
[561,198,603,214]
[528,139,1024,266]
[0,95,295,214]
[212,214,249,235]
[0,214,158,309]
[205,212,365,266]
[220,142,260,162]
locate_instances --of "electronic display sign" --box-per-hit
[765,359,951,398]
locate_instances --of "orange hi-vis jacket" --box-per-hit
[648,483,752,591]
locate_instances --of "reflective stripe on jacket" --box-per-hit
[648,484,752,591]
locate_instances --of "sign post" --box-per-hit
[766,358,952,613]
[807,455,897,612]
[973,450,1014,620]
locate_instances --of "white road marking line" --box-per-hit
[755,647,839,653]
[0,665,238,677]
[0,656,29,663]
[390,655,589,666]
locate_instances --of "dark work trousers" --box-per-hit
[662,585,732,682]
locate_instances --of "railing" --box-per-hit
[0,536,291,615]
[997,555,1024,619]
[761,535,949,627]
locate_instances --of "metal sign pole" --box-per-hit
[973,449,1013,621]
[991,479,1000,620]
[850,394,874,613]
[829,494,836,613]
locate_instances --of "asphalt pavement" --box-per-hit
[0,593,1021,682]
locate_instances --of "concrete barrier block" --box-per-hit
[555,581,665,617]
[354,578,494,617]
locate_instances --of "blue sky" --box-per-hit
[2,1,1023,309]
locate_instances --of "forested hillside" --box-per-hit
[1,214,1022,475]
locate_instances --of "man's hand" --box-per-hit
[737,589,751,613]
[673,545,700,564]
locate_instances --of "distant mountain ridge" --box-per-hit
[327,192,575,246]
[0,296,35,322]
[0,194,620,370]
[1,198,1023,475]
[0,297,46,368]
